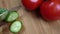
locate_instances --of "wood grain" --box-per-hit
[0,0,60,34]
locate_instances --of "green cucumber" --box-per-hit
[0,8,8,21]
[6,11,19,22]
[10,21,22,33]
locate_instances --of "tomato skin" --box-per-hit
[22,0,43,10]
[40,1,60,20]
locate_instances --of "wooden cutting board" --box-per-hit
[0,0,60,34]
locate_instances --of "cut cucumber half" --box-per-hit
[10,21,22,33]
[6,11,19,22]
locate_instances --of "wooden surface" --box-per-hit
[0,0,60,34]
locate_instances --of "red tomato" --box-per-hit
[40,1,60,20]
[51,0,60,2]
[22,0,43,10]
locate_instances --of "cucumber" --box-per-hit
[10,21,22,33]
[6,11,19,22]
[0,8,8,21]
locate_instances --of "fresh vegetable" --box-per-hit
[40,1,60,20]
[22,0,43,10]
[0,8,23,33]
[6,11,19,22]
[10,21,22,33]
[0,8,8,21]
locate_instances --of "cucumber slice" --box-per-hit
[6,11,19,22]
[10,21,22,33]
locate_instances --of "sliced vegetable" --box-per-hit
[10,21,22,33]
[6,11,19,22]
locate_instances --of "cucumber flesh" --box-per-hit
[10,21,22,33]
[6,11,19,22]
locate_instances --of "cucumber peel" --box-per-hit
[10,21,22,33]
[0,8,9,21]
[6,11,19,22]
